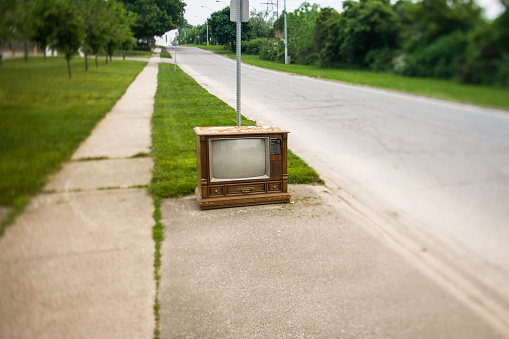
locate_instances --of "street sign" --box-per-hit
[230,0,249,22]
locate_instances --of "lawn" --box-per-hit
[0,57,147,233]
[159,47,172,59]
[150,63,323,199]
[195,44,509,111]
[126,50,155,58]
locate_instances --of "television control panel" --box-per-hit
[270,138,282,155]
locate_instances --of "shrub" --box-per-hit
[403,31,468,79]
[259,38,284,62]
[364,48,395,72]
[244,38,266,55]
[392,54,406,74]
[493,54,509,87]
[133,45,151,52]
[303,52,320,66]
[458,45,500,84]
[457,16,509,87]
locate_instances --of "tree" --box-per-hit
[89,26,106,68]
[73,0,108,70]
[400,0,482,53]
[176,23,192,45]
[12,0,37,61]
[457,7,509,85]
[402,30,468,77]
[104,1,136,62]
[30,0,65,59]
[0,0,16,64]
[208,6,251,51]
[319,0,401,69]
[119,0,185,47]
[119,36,135,60]
[50,0,85,79]
[249,8,273,39]
[396,0,483,79]
[314,7,340,57]
[285,3,320,64]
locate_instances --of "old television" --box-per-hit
[194,126,291,209]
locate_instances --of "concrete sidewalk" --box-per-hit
[0,51,160,338]
[159,185,507,338]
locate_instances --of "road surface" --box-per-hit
[169,46,509,332]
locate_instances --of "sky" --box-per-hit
[183,0,505,27]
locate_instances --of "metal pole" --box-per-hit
[174,34,177,72]
[284,0,288,65]
[207,23,209,46]
[236,0,241,126]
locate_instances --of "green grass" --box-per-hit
[159,48,172,59]
[127,50,155,58]
[196,45,509,111]
[151,198,164,339]
[150,63,323,199]
[287,151,324,184]
[0,57,147,233]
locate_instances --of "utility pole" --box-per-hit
[201,6,213,46]
[284,0,288,64]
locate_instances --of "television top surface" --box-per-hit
[194,126,288,136]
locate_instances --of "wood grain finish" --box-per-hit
[195,126,290,209]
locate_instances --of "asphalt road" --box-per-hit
[170,46,509,327]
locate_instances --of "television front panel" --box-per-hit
[209,137,270,182]
[195,126,291,209]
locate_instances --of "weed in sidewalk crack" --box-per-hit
[75,156,109,162]
[131,152,152,158]
[152,198,164,339]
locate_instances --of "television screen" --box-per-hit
[209,137,270,182]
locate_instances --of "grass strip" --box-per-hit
[126,50,155,58]
[160,48,172,59]
[151,198,164,339]
[196,44,509,111]
[0,57,147,235]
[150,63,322,200]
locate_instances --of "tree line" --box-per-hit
[0,0,185,78]
[183,0,508,87]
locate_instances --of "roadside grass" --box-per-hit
[127,50,154,58]
[0,57,147,235]
[150,62,323,200]
[160,48,172,59]
[151,198,164,339]
[287,151,323,184]
[194,44,509,111]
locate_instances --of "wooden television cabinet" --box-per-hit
[194,126,291,209]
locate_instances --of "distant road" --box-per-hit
[171,46,509,328]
